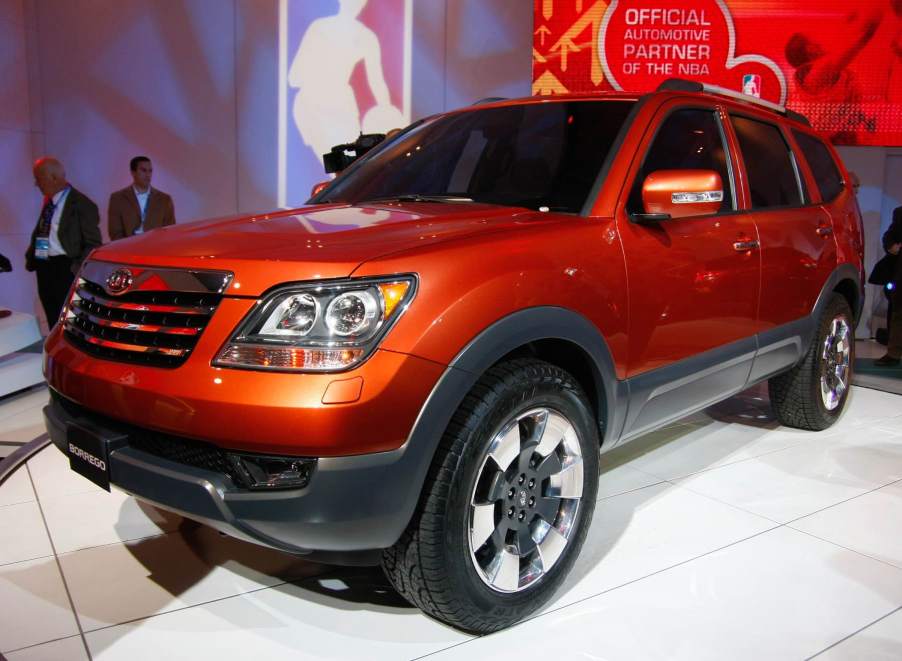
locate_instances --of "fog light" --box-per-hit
[227,453,316,490]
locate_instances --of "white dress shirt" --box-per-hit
[48,187,71,256]
[133,186,150,235]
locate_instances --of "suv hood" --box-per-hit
[89,202,543,295]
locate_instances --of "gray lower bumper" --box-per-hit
[43,394,426,561]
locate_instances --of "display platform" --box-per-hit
[0,312,44,398]
[2,383,901,659]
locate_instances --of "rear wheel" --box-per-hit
[769,294,854,430]
[382,359,599,633]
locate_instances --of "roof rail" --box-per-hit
[655,78,811,126]
[472,97,507,105]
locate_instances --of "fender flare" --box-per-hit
[806,263,863,348]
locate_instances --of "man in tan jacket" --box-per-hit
[108,156,175,240]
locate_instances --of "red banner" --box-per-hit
[533,0,902,145]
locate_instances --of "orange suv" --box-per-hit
[43,79,864,632]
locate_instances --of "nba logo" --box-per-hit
[279,0,412,208]
[742,74,761,98]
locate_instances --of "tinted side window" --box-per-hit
[629,108,733,214]
[731,116,802,209]
[793,130,844,202]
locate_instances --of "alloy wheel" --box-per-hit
[467,407,584,593]
[820,315,852,411]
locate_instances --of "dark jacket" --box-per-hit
[108,186,175,240]
[25,186,102,273]
[884,206,902,283]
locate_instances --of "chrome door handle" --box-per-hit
[816,226,834,237]
[733,240,760,251]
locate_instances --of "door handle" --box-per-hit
[733,239,760,252]
[816,225,834,237]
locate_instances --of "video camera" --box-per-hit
[322,132,386,174]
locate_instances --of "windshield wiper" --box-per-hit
[364,194,474,204]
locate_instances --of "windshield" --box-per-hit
[315,100,635,214]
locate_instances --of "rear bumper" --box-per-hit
[44,391,434,559]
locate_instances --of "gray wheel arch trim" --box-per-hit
[808,263,862,347]
[445,306,619,437]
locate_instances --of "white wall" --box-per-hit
[836,146,902,336]
[0,0,43,317]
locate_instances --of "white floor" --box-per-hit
[1,379,902,660]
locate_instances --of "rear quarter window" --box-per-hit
[792,130,845,202]
[731,115,804,209]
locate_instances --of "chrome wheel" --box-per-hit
[468,407,584,594]
[820,315,852,411]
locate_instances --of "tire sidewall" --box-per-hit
[441,367,599,617]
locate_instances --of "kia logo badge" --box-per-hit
[106,268,133,295]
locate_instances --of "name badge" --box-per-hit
[35,237,50,260]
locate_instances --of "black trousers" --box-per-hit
[888,287,902,359]
[35,256,75,327]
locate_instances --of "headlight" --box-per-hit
[213,275,416,372]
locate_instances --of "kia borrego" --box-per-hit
[43,80,864,633]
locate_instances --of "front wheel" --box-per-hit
[769,293,854,430]
[382,359,599,633]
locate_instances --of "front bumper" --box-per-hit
[44,391,436,559]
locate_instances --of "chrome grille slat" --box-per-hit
[70,300,203,336]
[63,262,231,368]
[66,324,187,357]
[75,285,216,315]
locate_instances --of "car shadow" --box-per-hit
[66,382,850,647]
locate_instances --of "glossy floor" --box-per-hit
[1,382,901,660]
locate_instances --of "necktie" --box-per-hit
[36,197,55,237]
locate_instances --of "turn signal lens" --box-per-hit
[216,345,364,370]
[379,281,410,318]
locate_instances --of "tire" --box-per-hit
[382,358,599,633]
[768,294,854,431]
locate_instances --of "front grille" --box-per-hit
[63,262,231,368]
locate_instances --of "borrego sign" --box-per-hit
[69,443,106,471]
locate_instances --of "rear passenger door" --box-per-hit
[729,115,838,356]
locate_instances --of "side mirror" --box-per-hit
[641,169,723,219]
[310,180,331,198]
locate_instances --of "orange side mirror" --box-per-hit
[310,180,331,198]
[641,169,723,219]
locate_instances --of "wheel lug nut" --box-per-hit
[529,496,535,507]
[518,511,525,521]
[508,488,515,499]
[518,475,525,485]
[508,507,514,518]
[528,479,535,489]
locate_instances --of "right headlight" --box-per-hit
[214,275,416,372]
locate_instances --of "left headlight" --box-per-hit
[213,275,416,372]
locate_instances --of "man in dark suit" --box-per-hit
[25,157,102,327]
[876,205,902,366]
[108,156,175,240]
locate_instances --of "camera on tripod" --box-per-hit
[322,133,387,174]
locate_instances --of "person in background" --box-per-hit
[108,156,175,240]
[876,205,902,366]
[25,157,101,327]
